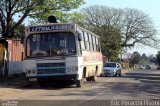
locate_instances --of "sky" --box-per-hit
[81,0,160,56]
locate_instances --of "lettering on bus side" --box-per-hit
[83,54,102,62]
[29,24,74,32]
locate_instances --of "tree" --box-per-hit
[149,56,157,64]
[139,53,148,65]
[68,11,85,25]
[120,8,157,48]
[129,51,141,67]
[156,51,160,66]
[76,5,158,51]
[0,0,84,38]
[72,6,123,60]
[100,25,122,61]
[30,0,84,23]
[142,53,148,60]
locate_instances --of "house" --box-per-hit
[0,38,24,76]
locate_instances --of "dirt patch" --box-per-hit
[0,70,131,100]
[122,68,129,73]
[0,74,47,100]
[0,74,29,87]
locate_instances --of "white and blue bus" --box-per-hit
[23,23,103,87]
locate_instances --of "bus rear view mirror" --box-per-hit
[78,33,82,41]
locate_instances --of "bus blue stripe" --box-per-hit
[36,73,67,76]
[37,66,66,70]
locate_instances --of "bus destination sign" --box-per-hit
[29,24,74,32]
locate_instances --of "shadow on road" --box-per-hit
[124,71,160,81]
[0,75,76,90]
[107,70,160,98]
[0,70,160,99]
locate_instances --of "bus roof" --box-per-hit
[76,24,100,38]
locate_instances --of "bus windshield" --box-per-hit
[26,32,76,57]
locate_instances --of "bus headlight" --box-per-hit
[26,69,36,74]
[28,70,31,74]
[67,66,78,72]
[32,69,36,74]
[67,67,72,72]
[72,66,78,72]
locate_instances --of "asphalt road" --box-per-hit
[1,69,160,106]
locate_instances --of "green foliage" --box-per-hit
[156,51,160,65]
[74,5,158,60]
[0,0,85,38]
[139,53,149,65]
[139,58,146,66]
[139,53,156,66]
[14,23,25,38]
[69,12,85,24]
[80,24,122,61]
[72,6,123,61]
[149,56,157,64]
[129,51,141,67]
[30,0,85,23]
[142,53,148,60]
[100,26,122,61]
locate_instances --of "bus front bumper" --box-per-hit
[27,74,78,82]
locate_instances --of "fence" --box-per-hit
[8,61,24,76]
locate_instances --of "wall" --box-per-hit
[7,39,24,61]
[8,61,24,75]
[7,39,24,76]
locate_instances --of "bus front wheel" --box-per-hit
[86,77,92,81]
[76,79,83,87]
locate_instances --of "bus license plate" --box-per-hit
[29,78,37,81]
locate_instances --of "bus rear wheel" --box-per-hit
[90,74,97,81]
[86,77,92,81]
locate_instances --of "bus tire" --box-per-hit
[86,77,92,81]
[76,79,83,87]
[91,67,98,81]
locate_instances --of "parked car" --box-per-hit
[101,62,121,77]
[157,66,160,70]
[145,65,151,69]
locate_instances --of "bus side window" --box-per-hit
[82,31,86,49]
[95,37,100,52]
[97,38,101,52]
[88,34,92,51]
[79,30,85,50]
[84,32,89,50]
[92,35,96,51]
[95,37,97,51]
[87,33,91,50]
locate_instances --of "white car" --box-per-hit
[101,62,121,77]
